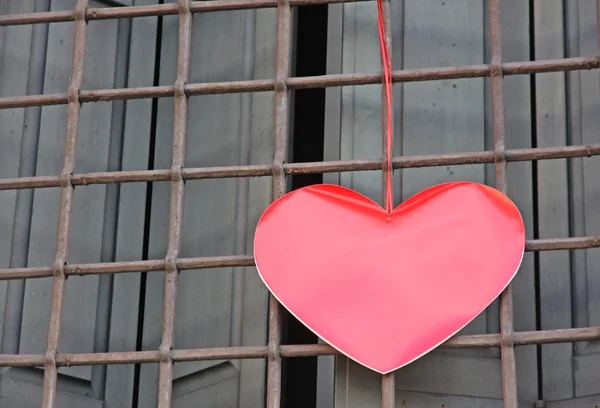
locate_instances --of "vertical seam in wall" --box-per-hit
[563,0,585,396]
[1,0,51,356]
[132,1,164,406]
[529,0,543,402]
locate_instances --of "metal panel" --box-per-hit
[571,0,600,401]
[104,0,160,406]
[534,0,573,403]
[0,0,156,406]
[538,0,600,405]
[0,0,35,356]
[137,1,276,406]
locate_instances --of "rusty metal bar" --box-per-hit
[266,0,292,406]
[0,235,597,281]
[488,1,518,407]
[40,1,88,407]
[382,374,395,408]
[155,1,192,406]
[1,56,599,110]
[2,144,600,191]
[1,326,599,369]
[0,0,369,26]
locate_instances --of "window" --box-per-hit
[1,0,599,407]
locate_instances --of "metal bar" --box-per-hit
[267,0,292,405]
[41,1,88,407]
[1,56,599,110]
[382,374,395,408]
[2,144,600,191]
[0,235,597,280]
[488,1,518,407]
[1,326,599,368]
[0,0,369,26]
[156,1,192,406]
[90,11,133,399]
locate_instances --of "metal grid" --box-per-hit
[1,0,600,407]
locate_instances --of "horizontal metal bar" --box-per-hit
[1,56,598,110]
[0,0,368,26]
[526,236,600,251]
[0,326,597,368]
[1,144,599,191]
[0,236,597,280]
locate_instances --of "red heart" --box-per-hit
[253,181,525,373]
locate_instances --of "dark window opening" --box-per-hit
[282,4,328,408]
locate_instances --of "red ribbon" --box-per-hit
[377,0,393,213]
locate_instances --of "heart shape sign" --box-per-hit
[253,181,525,374]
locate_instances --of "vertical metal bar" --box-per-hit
[489,1,518,407]
[156,0,192,407]
[41,1,89,407]
[91,13,133,399]
[382,372,395,408]
[267,0,292,406]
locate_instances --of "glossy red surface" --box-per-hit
[253,181,525,374]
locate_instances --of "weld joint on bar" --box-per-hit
[174,80,187,98]
[158,344,173,364]
[58,171,73,189]
[87,9,100,21]
[586,145,596,157]
[52,261,66,278]
[267,340,281,362]
[74,2,87,22]
[274,78,287,93]
[66,87,80,105]
[44,351,57,367]
[272,161,285,180]
[490,62,503,79]
[58,353,73,367]
[165,254,179,275]
[493,141,507,163]
[500,332,515,349]
[170,165,183,182]
[178,0,191,14]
